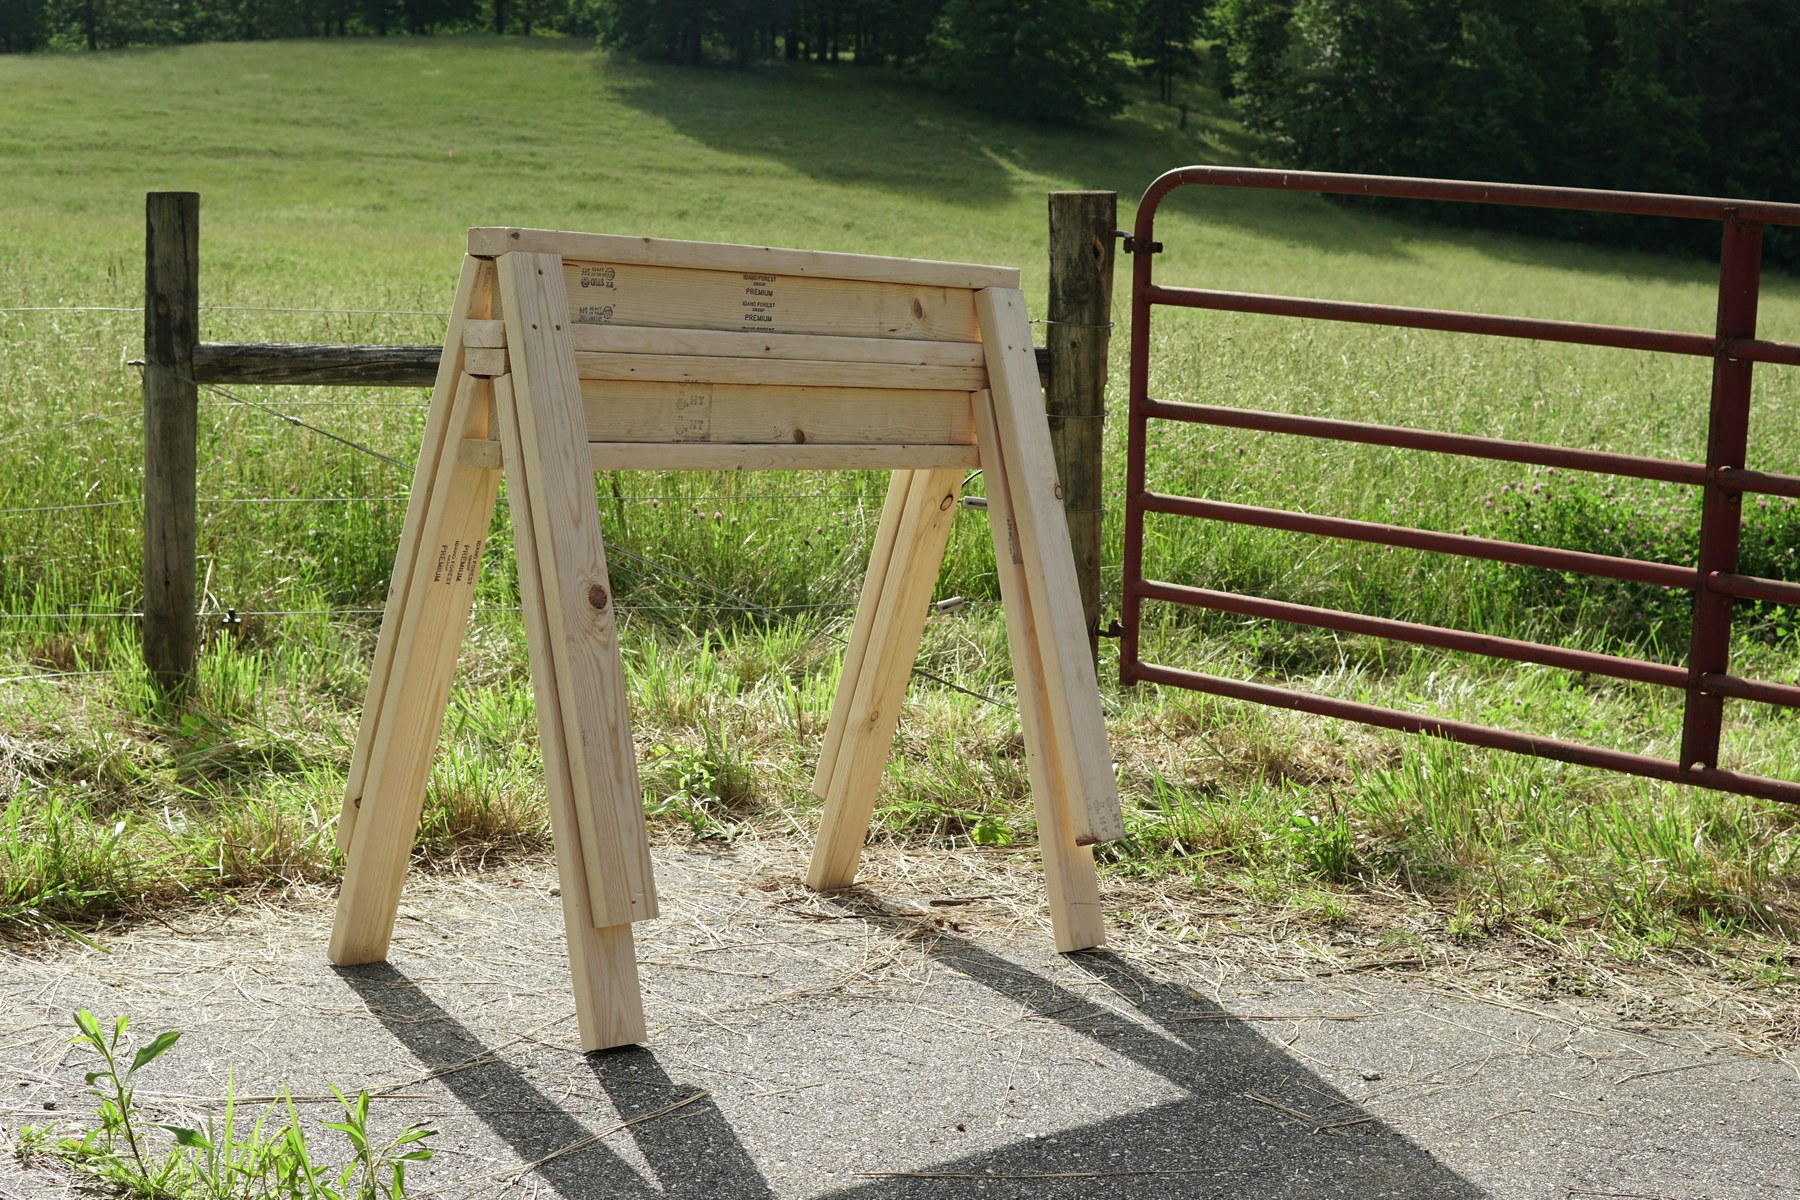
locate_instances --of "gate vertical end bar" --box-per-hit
[1120,203,1156,686]
[1679,218,1763,771]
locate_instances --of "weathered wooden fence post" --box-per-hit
[1046,190,1117,669]
[144,191,200,691]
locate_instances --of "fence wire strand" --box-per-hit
[5,363,1010,711]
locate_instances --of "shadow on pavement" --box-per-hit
[339,899,1485,1199]
[335,962,775,1199]
[811,893,1488,1200]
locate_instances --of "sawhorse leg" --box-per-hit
[330,362,500,964]
[807,467,963,890]
[975,287,1124,850]
[494,372,645,1050]
[970,388,1105,951]
[495,250,658,1048]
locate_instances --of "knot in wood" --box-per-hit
[938,492,956,511]
[587,583,610,611]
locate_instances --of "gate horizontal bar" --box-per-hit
[1699,672,1800,710]
[1140,398,1708,486]
[1137,166,1800,227]
[1124,659,1800,806]
[1145,285,1781,361]
[1134,577,1687,687]
[1724,338,1800,367]
[1137,491,1696,589]
[1717,467,1800,500]
[1707,571,1800,606]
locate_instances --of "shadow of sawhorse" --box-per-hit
[335,963,776,1199]
[339,912,1486,1200]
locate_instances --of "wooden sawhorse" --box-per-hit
[329,230,1125,1050]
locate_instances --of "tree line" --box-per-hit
[7,0,1795,259]
[0,0,597,52]
[0,0,1203,126]
[590,1,1199,124]
[1208,0,1800,259]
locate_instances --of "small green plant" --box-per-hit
[320,1085,436,1200]
[642,732,754,841]
[1285,808,1357,884]
[968,814,1014,846]
[65,1008,183,1193]
[1445,900,1481,941]
[36,1011,434,1200]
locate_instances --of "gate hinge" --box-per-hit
[1096,619,1126,640]
[1120,235,1162,255]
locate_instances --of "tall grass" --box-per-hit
[0,37,1795,967]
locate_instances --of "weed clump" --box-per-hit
[20,1009,434,1200]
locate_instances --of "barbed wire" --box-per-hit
[200,398,430,409]
[0,499,139,516]
[16,365,1007,711]
[0,306,142,314]
[0,304,448,317]
[0,408,145,443]
[0,493,894,517]
[0,668,133,685]
[0,593,1004,708]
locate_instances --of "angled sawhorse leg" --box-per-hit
[807,467,963,890]
[969,388,1105,951]
[330,359,501,964]
[975,287,1124,850]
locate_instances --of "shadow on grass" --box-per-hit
[338,903,1485,1199]
[597,59,1417,258]
[598,54,1800,293]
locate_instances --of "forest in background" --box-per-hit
[4,1,1798,256]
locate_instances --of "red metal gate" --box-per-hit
[1121,167,1800,805]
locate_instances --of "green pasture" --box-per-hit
[0,37,1795,976]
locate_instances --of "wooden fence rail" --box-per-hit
[141,191,1112,687]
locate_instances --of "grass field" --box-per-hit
[1,37,1796,983]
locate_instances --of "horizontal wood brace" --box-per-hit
[458,439,980,472]
[578,380,977,447]
[192,342,440,386]
[573,352,985,391]
[469,228,1020,290]
[554,261,980,343]
[567,325,988,368]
